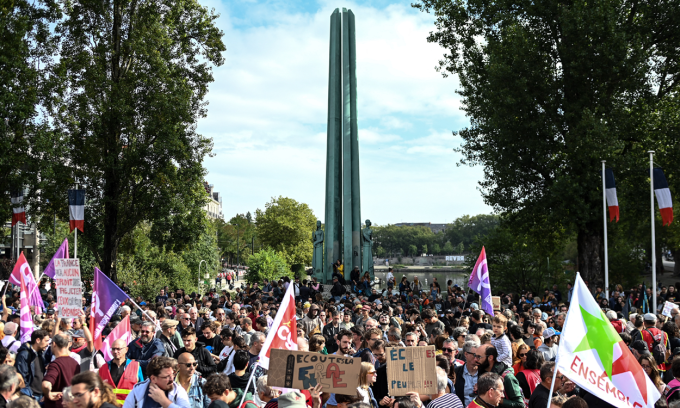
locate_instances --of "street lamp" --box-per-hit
[198,259,207,290]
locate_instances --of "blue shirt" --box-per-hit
[462,364,478,407]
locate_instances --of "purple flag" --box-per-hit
[468,246,494,316]
[43,239,69,279]
[90,267,129,350]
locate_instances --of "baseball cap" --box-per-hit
[470,303,479,310]
[46,309,55,315]
[278,391,307,408]
[161,319,179,329]
[303,302,311,308]
[130,317,142,325]
[140,301,147,306]
[644,313,657,322]
[672,347,680,357]
[71,329,85,339]
[541,313,548,321]
[631,340,648,352]
[375,300,382,305]
[543,328,560,338]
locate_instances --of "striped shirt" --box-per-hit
[427,393,464,408]
[491,333,513,367]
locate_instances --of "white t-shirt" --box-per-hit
[1,336,20,353]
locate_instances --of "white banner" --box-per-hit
[55,258,82,318]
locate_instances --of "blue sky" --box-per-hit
[198,0,492,224]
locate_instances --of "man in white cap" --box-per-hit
[1,323,20,353]
[537,328,560,361]
[640,313,669,355]
[277,391,307,408]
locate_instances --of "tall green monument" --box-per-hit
[322,8,363,283]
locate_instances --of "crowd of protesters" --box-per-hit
[0,267,678,408]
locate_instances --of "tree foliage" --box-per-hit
[32,0,226,282]
[255,197,317,268]
[414,0,680,286]
[245,248,291,284]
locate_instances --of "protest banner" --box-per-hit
[267,349,361,394]
[492,296,501,312]
[54,258,82,318]
[386,346,436,396]
[662,301,679,317]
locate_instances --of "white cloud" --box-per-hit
[199,0,491,223]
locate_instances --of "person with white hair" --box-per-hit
[1,323,20,353]
[606,310,624,333]
[407,367,464,408]
[297,337,309,352]
[120,306,132,319]
[255,376,280,407]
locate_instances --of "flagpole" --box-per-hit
[602,161,609,299]
[238,362,259,408]
[127,297,161,332]
[649,151,657,313]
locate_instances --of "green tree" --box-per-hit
[216,214,256,266]
[422,244,428,255]
[245,248,291,284]
[456,242,465,255]
[255,197,317,268]
[408,244,418,257]
[443,241,454,255]
[444,215,499,253]
[432,243,441,255]
[414,0,680,286]
[376,246,386,258]
[0,0,60,229]
[41,0,225,282]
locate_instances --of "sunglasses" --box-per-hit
[181,362,198,367]
[442,348,455,353]
[519,353,527,358]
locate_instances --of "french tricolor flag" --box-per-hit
[10,191,26,226]
[604,169,619,222]
[653,168,673,226]
[68,189,85,232]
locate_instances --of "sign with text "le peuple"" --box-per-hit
[386,346,437,396]
[54,258,82,318]
[267,349,362,395]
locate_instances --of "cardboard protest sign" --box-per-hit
[662,301,679,317]
[492,296,501,312]
[54,259,82,318]
[386,346,436,396]
[267,349,361,394]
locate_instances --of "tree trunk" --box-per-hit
[577,229,603,290]
[102,173,120,283]
[673,249,680,276]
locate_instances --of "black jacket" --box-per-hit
[174,342,217,376]
[322,324,340,354]
[330,282,346,297]
[453,363,474,403]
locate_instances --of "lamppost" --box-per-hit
[198,259,206,290]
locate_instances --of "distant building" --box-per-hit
[1,221,45,277]
[203,182,223,220]
[394,222,448,234]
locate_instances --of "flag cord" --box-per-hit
[238,361,259,408]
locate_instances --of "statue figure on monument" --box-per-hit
[312,220,324,279]
[362,219,374,279]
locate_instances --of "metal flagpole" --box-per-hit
[74,182,78,259]
[602,161,609,299]
[649,151,657,313]
[238,362,259,408]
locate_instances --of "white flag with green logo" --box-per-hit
[556,274,661,407]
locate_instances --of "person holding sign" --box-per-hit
[404,367,463,408]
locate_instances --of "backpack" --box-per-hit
[645,329,668,364]
[500,369,529,408]
[665,379,680,402]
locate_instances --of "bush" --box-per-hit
[245,248,292,284]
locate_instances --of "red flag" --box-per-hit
[257,280,298,369]
[10,253,43,313]
[100,315,132,361]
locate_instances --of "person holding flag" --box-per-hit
[555,273,662,407]
[469,247,495,317]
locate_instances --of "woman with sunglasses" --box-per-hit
[515,349,544,398]
[639,355,666,394]
[512,344,529,375]
[357,362,379,408]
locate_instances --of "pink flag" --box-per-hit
[468,246,494,316]
[100,315,132,362]
[10,253,43,314]
[19,272,34,343]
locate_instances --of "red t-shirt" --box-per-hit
[43,356,81,408]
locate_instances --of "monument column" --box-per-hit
[342,8,354,276]
[348,10,362,274]
[324,9,342,282]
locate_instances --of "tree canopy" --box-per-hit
[255,196,317,268]
[414,0,680,286]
